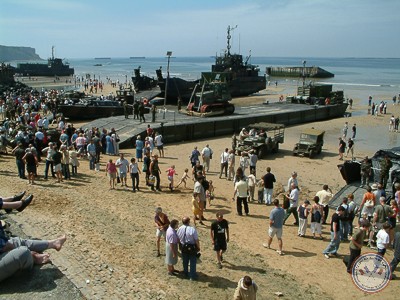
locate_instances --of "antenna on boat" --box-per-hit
[302,60,306,95]
[52,46,55,60]
[227,25,237,56]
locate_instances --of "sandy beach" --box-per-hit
[1,80,400,299]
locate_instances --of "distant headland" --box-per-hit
[0,45,42,62]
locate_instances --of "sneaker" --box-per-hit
[324,254,330,259]
[262,243,270,249]
[217,263,222,269]
[276,250,283,255]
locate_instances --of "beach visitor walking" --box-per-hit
[135,135,144,162]
[177,216,200,281]
[316,184,333,224]
[323,206,345,259]
[129,158,140,192]
[263,167,276,205]
[219,148,229,178]
[106,159,117,189]
[297,200,310,237]
[150,154,162,191]
[283,183,299,225]
[310,196,323,239]
[210,212,229,269]
[189,146,200,168]
[346,220,370,273]
[338,137,346,160]
[165,219,180,276]
[228,149,235,181]
[234,176,249,216]
[116,153,129,187]
[176,168,190,189]
[201,144,213,173]
[154,132,164,158]
[154,207,170,257]
[166,165,177,191]
[263,199,285,255]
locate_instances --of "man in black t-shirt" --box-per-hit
[12,142,26,179]
[210,212,229,269]
[323,206,345,259]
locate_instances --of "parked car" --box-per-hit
[293,129,325,158]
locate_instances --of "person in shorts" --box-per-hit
[52,147,63,183]
[376,222,391,256]
[210,212,229,269]
[116,153,129,187]
[154,207,170,257]
[263,199,285,255]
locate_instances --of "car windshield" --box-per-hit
[300,133,317,143]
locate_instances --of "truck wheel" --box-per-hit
[272,143,279,153]
[317,146,322,154]
[309,150,314,159]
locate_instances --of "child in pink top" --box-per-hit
[106,159,117,189]
[166,165,178,191]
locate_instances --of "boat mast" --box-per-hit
[52,46,55,60]
[302,60,306,95]
[226,25,237,56]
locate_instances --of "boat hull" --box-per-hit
[58,105,130,120]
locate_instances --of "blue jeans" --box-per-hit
[181,252,197,279]
[263,188,273,204]
[89,155,96,170]
[323,232,341,255]
[340,220,349,241]
[16,159,25,178]
[44,160,54,179]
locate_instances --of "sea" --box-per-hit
[65,56,400,153]
[67,56,400,102]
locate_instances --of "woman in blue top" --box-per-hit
[135,135,144,161]
[105,134,114,155]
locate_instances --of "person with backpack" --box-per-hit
[347,193,357,237]
[338,197,350,241]
[311,196,323,239]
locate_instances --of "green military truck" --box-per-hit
[236,122,285,159]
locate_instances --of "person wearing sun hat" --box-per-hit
[233,275,258,299]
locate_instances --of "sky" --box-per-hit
[1,0,400,59]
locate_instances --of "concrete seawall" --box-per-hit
[84,102,348,149]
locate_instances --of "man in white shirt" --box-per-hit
[116,153,130,187]
[219,148,229,179]
[154,132,164,158]
[283,183,299,225]
[227,150,235,181]
[201,144,213,173]
[287,171,298,192]
[316,184,333,224]
[376,222,391,256]
[234,177,249,216]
